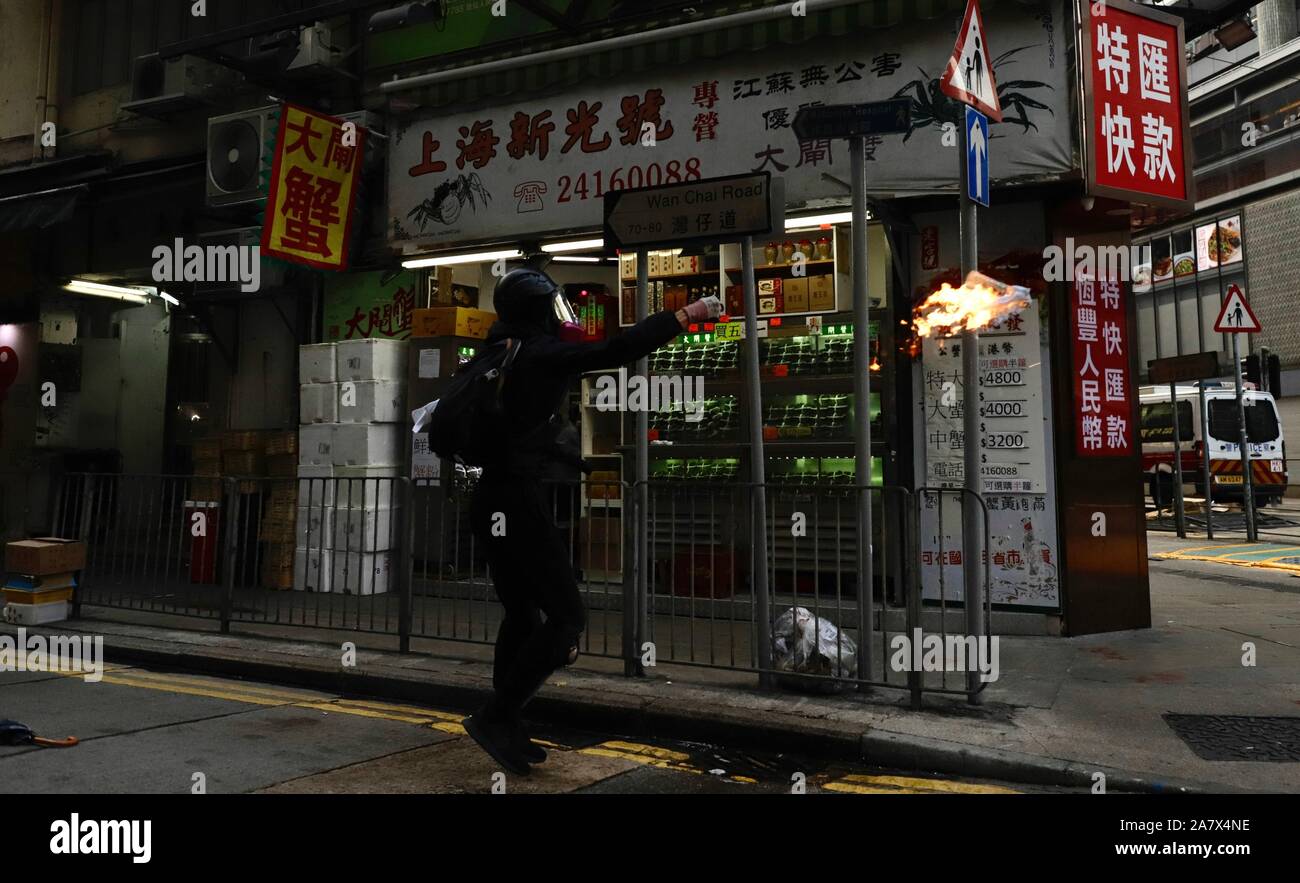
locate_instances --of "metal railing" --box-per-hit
[44,471,993,704]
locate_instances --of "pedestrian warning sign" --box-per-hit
[940,0,1004,122]
[1214,284,1260,333]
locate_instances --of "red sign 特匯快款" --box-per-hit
[1073,274,1131,457]
[1082,0,1193,210]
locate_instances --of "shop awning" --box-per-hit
[396,0,1042,110]
[0,184,87,233]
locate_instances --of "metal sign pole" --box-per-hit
[1231,331,1258,541]
[635,249,651,666]
[1199,380,1213,539]
[850,135,874,686]
[741,235,773,687]
[959,118,984,705]
[1169,382,1186,537]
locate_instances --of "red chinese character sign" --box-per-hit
[262,104,366,270]
[1072,273,1131,457]
[1082,0,1194,210]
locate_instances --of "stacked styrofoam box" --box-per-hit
[295,339,407,595]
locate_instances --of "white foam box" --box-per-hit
[298,465,335,508]
[299,424,336,466]
[331,550,395,596]
[334,465,400,509]
[336,338,408,382]
[3,600,69,626]
[293,548,334,593]
[337,380,405,424]
[332,424,403,467]
[333,506,396,552]
[300,383,339,424]
[296,505,335,549]
[299,343,338,383]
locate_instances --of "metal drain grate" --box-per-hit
[1164,714,1300,762]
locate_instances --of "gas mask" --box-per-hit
[550,288,585,343]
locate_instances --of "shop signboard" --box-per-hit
[921,301,1059,608]
[387,1,1072,247]
[1081,0,1194,211]
[262,103,366,271]
[323,270,418,341]
[1072,273,1133,457]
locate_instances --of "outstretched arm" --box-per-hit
[529,296,724,374]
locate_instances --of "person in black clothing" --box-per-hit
[464,267,723,774]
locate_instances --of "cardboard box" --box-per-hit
[193,455,222,477]
[809,274,835,311]
[259,515,297,544]
[299,343,337,383]
[5,538,86,576]
[619,253,636,280]
[331,550,393,596]
[222,430,264,451]
[337,380,405,424]
[725,285,744,316]
[266,454,297,477]
[189,478,223,502]
[222,450,265,476]
[293,548,333,593]
[664,284,688,312]
[265,431,298,456]
[336,338,408,381]
[784,276,810,313]
[758,277,783,314]
[298,425,336,467]
[332,424,403,467]
[3,586,74,606]
[580,517,622,573]
[193,437,223,460]
[411,307,496,341]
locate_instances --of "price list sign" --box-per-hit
[923,300,1047,494]
[1072,274,1132,457]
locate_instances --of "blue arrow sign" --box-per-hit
[965,106,989,208]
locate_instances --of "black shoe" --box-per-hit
[464,712,532,776]
[512,721,548,764]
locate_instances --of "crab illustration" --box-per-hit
[890,46,1053,142]
[407,172,491,230]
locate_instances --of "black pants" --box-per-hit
[471,475,586,719]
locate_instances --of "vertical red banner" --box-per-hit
[1073,274,1132,457]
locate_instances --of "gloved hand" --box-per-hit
[682,295,725,324]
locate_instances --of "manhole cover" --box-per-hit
[1164,714,1300,762]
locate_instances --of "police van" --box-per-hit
[1138,384,1287,506]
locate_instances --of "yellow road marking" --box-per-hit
[1159,543,1261,555]
[839,773,1020,794]
[580,741,702,775]
[823,782,922,794]
[96,674,286,706]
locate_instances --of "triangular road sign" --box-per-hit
[940,0,1003,122]
[1214,284,1261,333]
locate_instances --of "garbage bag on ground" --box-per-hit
[772,606,858,693]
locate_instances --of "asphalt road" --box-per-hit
[1,663,1080,794]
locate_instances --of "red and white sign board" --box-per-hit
[940,0,1003,121]
[1072,273,1132,458]
[1081,0,1194,211]
[1214,284,1260,333]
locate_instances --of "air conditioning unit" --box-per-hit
[123,53,237,118]
[206,106,280,208]
[195,227,286,296]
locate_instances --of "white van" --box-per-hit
[1138,384,1287,506]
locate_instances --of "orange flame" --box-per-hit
[912,271,1031,339]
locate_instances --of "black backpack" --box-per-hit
[427,338,522,467]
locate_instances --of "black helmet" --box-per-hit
[493,268,578,332]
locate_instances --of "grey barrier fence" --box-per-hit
[43,471,992,704]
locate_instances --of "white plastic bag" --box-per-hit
[411,399,438,434]
[772,606,857,693]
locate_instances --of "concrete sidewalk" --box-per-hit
[4,558,1297,794]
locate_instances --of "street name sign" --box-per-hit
[790,99,912,141]
[602,171,777,251]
